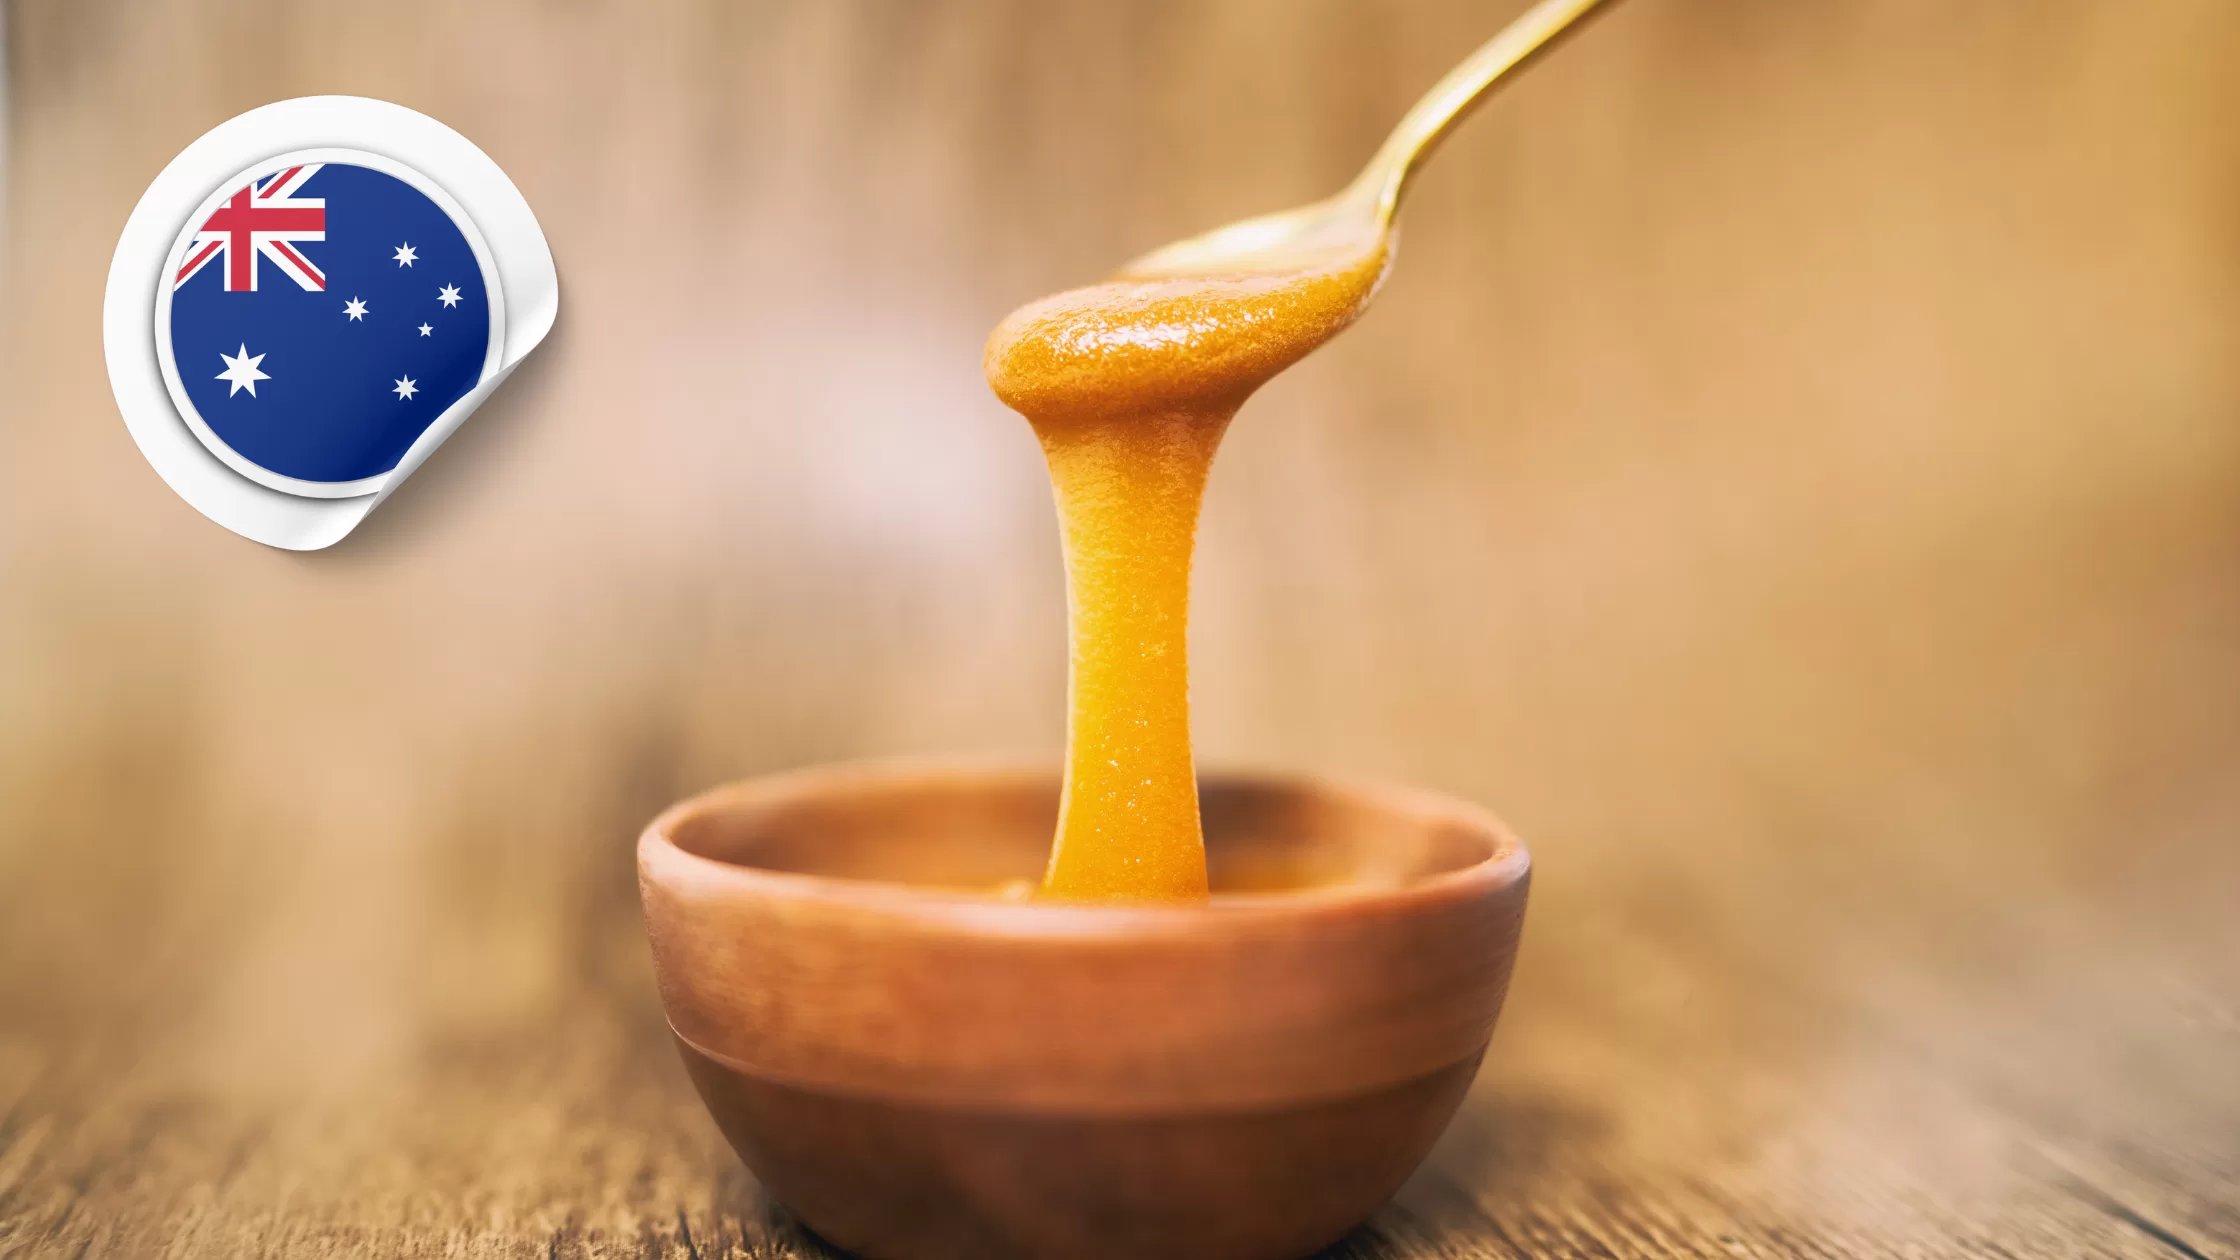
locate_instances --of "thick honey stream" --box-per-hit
[986,247,1387,900]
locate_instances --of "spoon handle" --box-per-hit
[1357,0,1616,218]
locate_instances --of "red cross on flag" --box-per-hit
[173,163,328,293]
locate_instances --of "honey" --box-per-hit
[986,246,1388,899]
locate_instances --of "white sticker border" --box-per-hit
[105,97,559,550]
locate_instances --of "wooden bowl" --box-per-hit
[638,761,1530,1260]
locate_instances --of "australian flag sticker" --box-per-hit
[155,150,504,498]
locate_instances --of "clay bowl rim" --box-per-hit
[639,755,1532,937]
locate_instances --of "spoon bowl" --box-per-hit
[1117,190,1385,281]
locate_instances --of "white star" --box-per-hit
[417,322,433,337]
[215,344,269,398]
[437,284,462,309]
[393,376,418,401]
[393,243,417,267]
[343,297,369,321]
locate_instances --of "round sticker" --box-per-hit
[108,97,558,549]
[154,148,505,498]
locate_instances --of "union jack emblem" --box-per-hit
[173,163,328,293]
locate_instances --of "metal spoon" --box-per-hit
[1117,0,1615,280]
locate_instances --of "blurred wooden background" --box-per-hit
[2,1,2237,1256]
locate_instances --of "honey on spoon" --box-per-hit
[987,0,1614,900]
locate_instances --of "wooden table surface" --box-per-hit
[4,1,2238,1256]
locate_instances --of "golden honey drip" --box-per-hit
[985,247,1388,899]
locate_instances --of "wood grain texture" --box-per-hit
[3,0,2238,1257]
